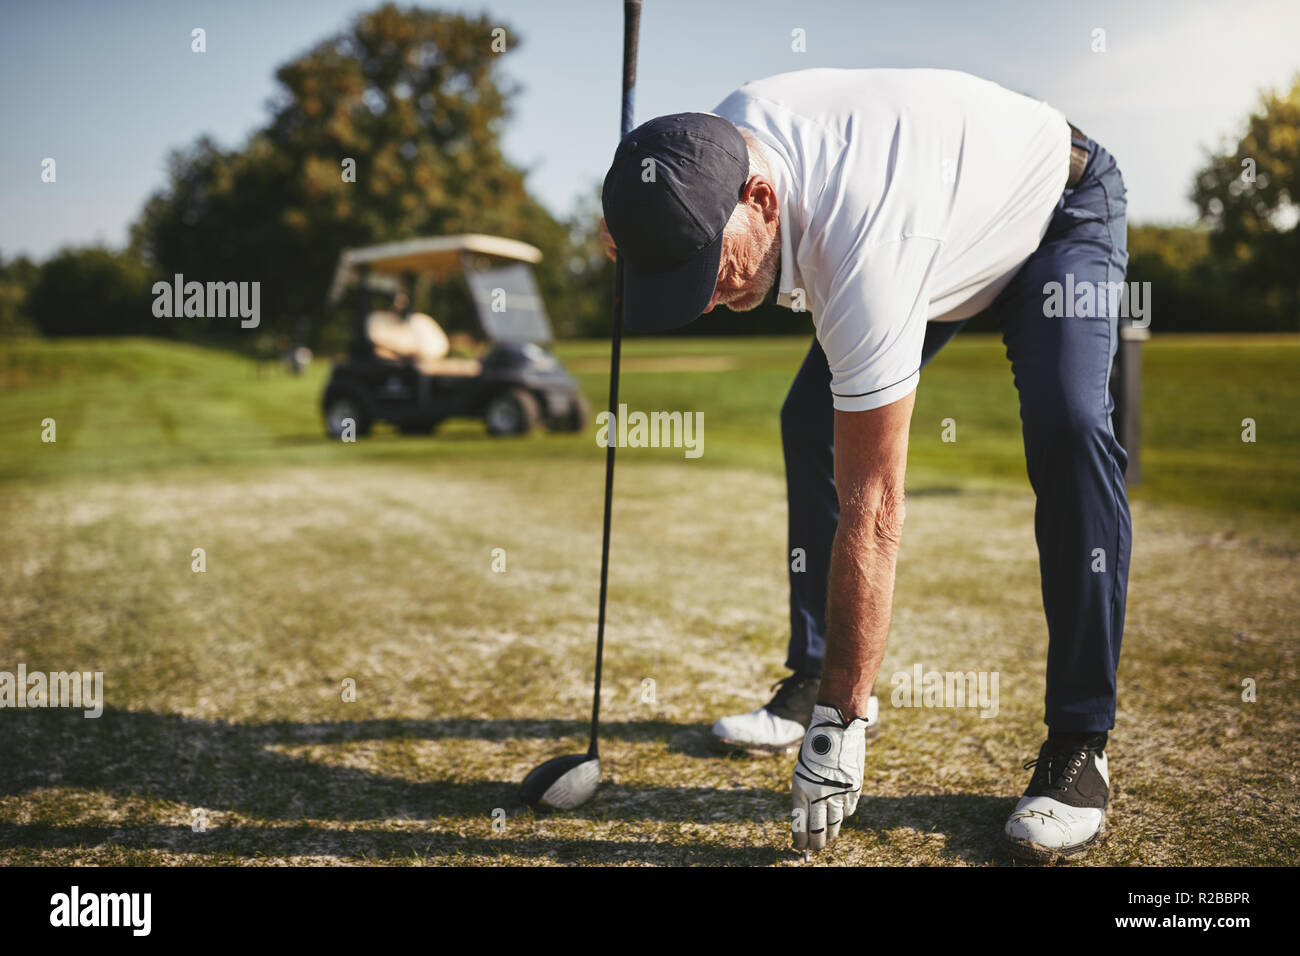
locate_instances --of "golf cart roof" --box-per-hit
[328,234,543,303]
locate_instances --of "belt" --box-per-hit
[1066,122,1088,189]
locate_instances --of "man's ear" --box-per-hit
[744,175,780,224]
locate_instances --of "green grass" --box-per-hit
[0,334,1297,866]
[4,334,1297,524]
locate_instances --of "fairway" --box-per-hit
[1,335,1297,865]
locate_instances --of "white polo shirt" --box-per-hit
[712,68,1071,412]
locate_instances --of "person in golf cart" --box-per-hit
[363,288,481,377]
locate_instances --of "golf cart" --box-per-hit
[321,234,589,438]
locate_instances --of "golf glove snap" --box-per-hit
[791,704,868,852]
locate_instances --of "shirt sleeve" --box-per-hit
[809,235,943,412]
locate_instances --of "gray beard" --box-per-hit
[727,225,782,312]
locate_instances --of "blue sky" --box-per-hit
[2,0,1297,260]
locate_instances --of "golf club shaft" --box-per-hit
[589,0,641,759]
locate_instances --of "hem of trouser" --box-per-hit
[783,655,821,680]
[1045,709,1116,733]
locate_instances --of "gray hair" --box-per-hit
[724,129,773,238]
[737,128,772,183]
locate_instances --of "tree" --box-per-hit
[559,186,616,339]
[1192,75,1300,330]
[1125,225,1241,333]
[133,4,577,348]
[24,247,153,337]
[0,254,39,337]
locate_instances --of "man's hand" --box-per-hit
[791,704,868,853]
[599,218,618,263]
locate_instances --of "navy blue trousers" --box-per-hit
[782,133,1131,733]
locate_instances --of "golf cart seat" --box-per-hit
[365,310,482,377]
[415,356,482,376]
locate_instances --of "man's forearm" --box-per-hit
[817,511,902,719]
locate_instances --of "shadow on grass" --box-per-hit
[0,822,791,865]
[848,794,1016,866]
[0,708,760,820]
[0,708,1016,865]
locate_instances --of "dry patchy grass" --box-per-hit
[1,459,1296,865]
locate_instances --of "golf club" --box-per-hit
[519,0,642,812]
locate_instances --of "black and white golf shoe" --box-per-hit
[712,672,879,756]
[1005,735,1110,863]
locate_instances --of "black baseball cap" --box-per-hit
[601,112,749,332]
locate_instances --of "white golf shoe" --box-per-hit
[712,672,879,755]
[1005,736,1110,862]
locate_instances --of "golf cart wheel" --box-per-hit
[324,395,372,439]
[484,388,540,437]
[549,394,591,433]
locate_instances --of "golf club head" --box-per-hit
[520,753,601,811]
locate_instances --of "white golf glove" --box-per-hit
[791,704,867,853]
